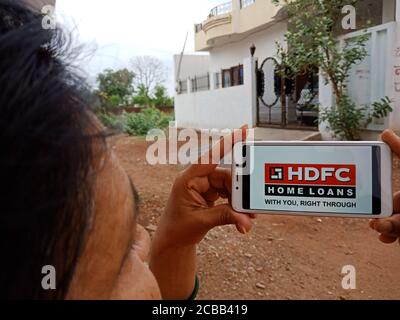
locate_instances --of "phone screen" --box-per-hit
[242,145,381,215]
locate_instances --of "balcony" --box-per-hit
[240,0,256,9]
[209,2,232,17]
[195,0,284,51]
[194,1,233,50]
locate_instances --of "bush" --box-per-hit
[320,95,393,141]
[124,107,173,136]
[97,112,126,131]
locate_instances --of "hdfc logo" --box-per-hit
[265,164,356,199]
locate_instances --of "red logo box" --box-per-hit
[265,164,356,187]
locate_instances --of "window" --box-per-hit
[222,65,244,88]
[191,74,210,92]
[195,24,203,33]
[239,66,244,85]
[222,69,231,88]
[179,80,187,94]
[232,64,244,86]
[232,66,240,86]
[214,72,221,89]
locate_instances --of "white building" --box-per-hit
[174,0,400,139]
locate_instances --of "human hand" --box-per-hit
[369,130,400,244]
[154,126,254,249]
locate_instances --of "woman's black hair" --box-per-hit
[0,0,105,299]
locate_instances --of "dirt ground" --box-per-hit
[111,135,400,300]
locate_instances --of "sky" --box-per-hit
[56,0,225,94]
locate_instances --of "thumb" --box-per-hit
[203,204,253,234]
[372,214,400,237]
[381,129,400,158]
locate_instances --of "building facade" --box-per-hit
[175,0,400,139]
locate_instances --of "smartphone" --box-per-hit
[232,141,393,218]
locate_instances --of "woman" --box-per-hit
[1,0,399,300]
[0,0,253,300]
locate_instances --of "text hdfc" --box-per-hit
[265,164,356,186]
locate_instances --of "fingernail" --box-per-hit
[239,225,248,235]
[382,129,398,141]
[369,220,375,229]
[240,125,248,141]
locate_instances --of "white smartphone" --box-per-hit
[232,141,393,219]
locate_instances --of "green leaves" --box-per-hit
[366,97,393,127]
[96,68,135,108]
[153,85,174,108]
[98,107,174,136]
[97,112,126,131]
[124,108,173,136]
[274,0,368,96]
[320,96,393,140]
[273,0,391,140]
[320,95,363,140]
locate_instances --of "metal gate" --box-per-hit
[256,56,285,127]
[256,56,319,130]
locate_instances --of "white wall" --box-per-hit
[319,22,399,140]
[319,0,400,139]
[389,2,400,132]
[175,22,287,130]
[209,22,287,72]
[175,58,255,129]
[174,54,210,82]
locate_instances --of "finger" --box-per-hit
[186,176,211,207]
[133,224,152,262]
[209,168,232,195]
[203,188,220,203]
[185,125,248,179]
[379,234,398,244]
[187,176,210,194]
[372,214,400,237]
[381,129,400,158]
[204,187,230,202]
[203,204,253,234]
[369,219,378,230]
[218,189,230,199]
[393,191,400,213]
[188,175,231,205]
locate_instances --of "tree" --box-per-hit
[130,56,167,96]
[133,84,153,107]
[273,0,392,140]
[132,84,174,108]
[96,68,135,108]
[153,85,174,107]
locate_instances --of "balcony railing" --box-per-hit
[179,80,188,94]
[192,74,210,92]
[240,0,255,9]
[209,1,232,18]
